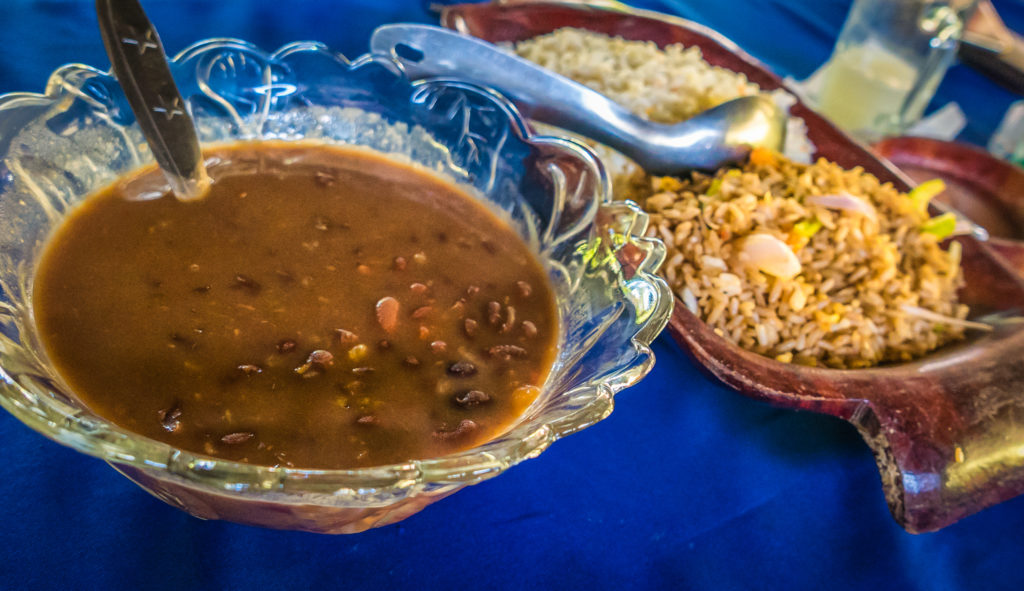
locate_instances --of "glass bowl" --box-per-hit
[0,39,672,533]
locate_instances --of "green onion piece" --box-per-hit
[707,178,723,196]
[793,218,822,238]
[908,179,946,212]
[724,169,742,178]
[921,212,957,239]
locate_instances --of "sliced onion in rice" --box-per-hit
[681,287,699,314]
[899,305,993,332]
[715,272,743,296]
[701,255,728,270]
[733,233,802,279]
[806,192,878,222]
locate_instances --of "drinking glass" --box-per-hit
[816,0,979,141]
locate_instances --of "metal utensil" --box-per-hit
[96,0,210,200]
[959,0,1024,95]
[370,24,786,174]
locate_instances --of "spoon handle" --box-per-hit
[96,0,209,200]
[370,24,658,162]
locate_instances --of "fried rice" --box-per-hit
[636,151,968,368]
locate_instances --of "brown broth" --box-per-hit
[32,142,558,469]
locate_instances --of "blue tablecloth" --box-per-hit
[1,1,1022,589]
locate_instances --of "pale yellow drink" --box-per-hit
[817,42,917,138]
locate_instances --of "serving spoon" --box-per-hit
[370,24,786,174]
[96,0,210,200]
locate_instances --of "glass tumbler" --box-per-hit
[816,0,979,141]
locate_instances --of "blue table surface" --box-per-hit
[1,1,1023,589]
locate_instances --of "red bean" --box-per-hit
[376,296,400,333]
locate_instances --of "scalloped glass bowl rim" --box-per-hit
[0,37,671,497]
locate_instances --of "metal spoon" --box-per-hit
[370,24,786,174]
[96,0,210,200]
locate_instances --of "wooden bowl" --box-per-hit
[442,0,1024,533]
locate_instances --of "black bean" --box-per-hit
[487,344,528,360]
[432,419,478,441]
[158,403,182,433]
[447,361,477,377]
[295,350,333,377]
[221,432,255,445]
[453,390,490,408]
[307,350,334,365]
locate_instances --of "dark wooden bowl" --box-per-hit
[441,0,1024,533]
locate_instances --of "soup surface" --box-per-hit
[33,142,558,469]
